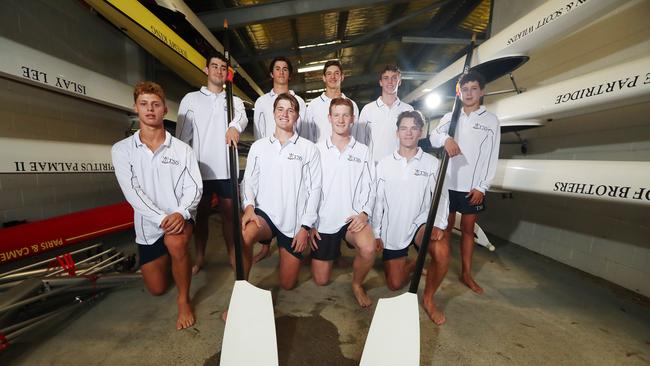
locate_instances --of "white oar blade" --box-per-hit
[360,292,419,366]
[220,280,278,366]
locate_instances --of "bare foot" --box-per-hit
[460,274,484,294]
[221,309,228,322]
[423,298,446,325]
[192,256,204,275]
[253,245,271,264]
[177,300,195,330]
[352,284,372,308]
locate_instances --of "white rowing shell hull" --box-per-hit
[493,159,650,206]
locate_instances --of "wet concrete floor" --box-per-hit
[2,215,649,365]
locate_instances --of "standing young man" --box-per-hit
[253,56,306,140]
[354,64,414,164]
[240,93,322,290]
[429,71,500,295]
[310,98,376,307]
[176,51,248,274]
[112,81,202,330]
[301,60,359,143]
[373,110,450,325]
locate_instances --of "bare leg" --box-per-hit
[383,257,414,291]
[219,197,236,270]
[253,243,271,264]
[311,258,334,286]
[140,254,170,296]
[164,222,195,330]
[278,248,302,290]
[422,233,450,325]
[192,194,212,275]
[346,226,375,307]
[459,214,483,294]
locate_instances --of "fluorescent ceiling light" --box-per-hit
[298,64,326,73]
[305,88,326,94]
[299,40,341,49]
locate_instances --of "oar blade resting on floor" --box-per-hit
[220,281,277,365]
[360,292,419,366]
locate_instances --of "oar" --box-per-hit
[219,19,278,366]
[360,34,477,366]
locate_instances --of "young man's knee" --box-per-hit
[385,275,403,291]
[312,272,330,286]
[280,278,298,291]
[357,243,375,260]
[165,236,190,259]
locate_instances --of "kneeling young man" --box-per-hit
[311,98,376,307]
[240,93,322,290]
[373,110,450,325]
[112,81,202,330]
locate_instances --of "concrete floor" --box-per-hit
[2,215,650,365]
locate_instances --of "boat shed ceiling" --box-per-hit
[176,0,492,107]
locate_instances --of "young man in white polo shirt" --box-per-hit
[176,51,248,275]
[354,64,414,164]
[429,71,500,295]
[373,110,450,325]
[112,81,202,330]
[240,93,322,290]
[253,57,306,140]
[310,98,376,308]
[301,60,359,143]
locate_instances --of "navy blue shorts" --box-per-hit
[312,223,351,261]
[137,219,194,266]
[138,236,168,266]
[449,190,485,214]
[382,224,423,261]
[202,179,233,199]
[254,208,303,259]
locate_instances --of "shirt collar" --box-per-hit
[320,92,347,103]
[134,130,172,148]
[326,135,356,150]
[269,89,295,98]
[392,147,423,161]
[375,96,401,108]
[269,132,299,145]
[462,105,486,117]
[200,86,225,98]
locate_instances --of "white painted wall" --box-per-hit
[480,0,650,296]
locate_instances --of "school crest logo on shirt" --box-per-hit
[287,153,303,161]
[472,122,491,131]
[161,156,180,165]
[413,169,429,177]
[347,155,362,163]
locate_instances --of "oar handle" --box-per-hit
[409,35,477,294]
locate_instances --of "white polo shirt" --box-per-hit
[242,133,322,237]
[176,86,248,180]
[315,136,375,234]
[372,148,449,251]
[112,131,203,245]
[429,106,500,193]
[354,96,413,163]
[301,92,359,143]
[253,89,306,140]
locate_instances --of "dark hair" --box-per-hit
[133,81,165,104]
[459,70,486,89]
[205,51,227,67]
[396,110,425,129]
[322,60,343,75]
[380,64,401,78]
[269,57,293,75]
[273,93,300,115]
[329,98,354,115]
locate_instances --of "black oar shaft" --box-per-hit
[223,20,245,281]
[409,36,476,294]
